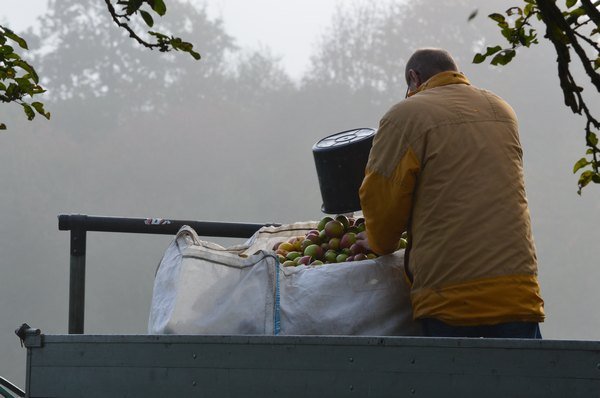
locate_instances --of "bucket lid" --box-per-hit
[313,128,375,151]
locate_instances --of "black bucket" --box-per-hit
[312,128,376,214]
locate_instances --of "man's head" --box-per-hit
[405,48,459,95]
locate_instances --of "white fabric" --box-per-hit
[148,223,422,336]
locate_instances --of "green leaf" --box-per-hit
[593,174,600,184]
[573,157,590,173]
[31,101,50,119]
[0,123,6,130]
[578,170,594,190]
[139,10,154,27]
[150,0,167,16]
[472,53,486,64]
[524,3,535,16]
[490,49,516,66]
[594,58,600,71]
[21,103,35,120]
[506,7,522,16]
[589,132,599,147]
[568,7,586,18]
[484,45,502,56]
[126,0,144,15]
[489,13,506,24]
[566,0,577,8]
[2,28,28,50]
[14,60,39,83]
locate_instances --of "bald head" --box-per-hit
[405,48,459,85]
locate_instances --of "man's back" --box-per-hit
[361,73,544,326]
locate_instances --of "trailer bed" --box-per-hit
[22,330,600,397]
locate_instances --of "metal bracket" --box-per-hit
[15,323,42,348]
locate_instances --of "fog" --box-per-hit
[1,0,599,387]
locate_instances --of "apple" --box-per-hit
[328,237,340,251]
[336,253,348,263]
[340,232,357,249]
[317,216,333,231]
[297,255,312,265]
[324,220,345,238]
[304,244,324,260]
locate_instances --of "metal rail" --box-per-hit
[0,376,25,398]
[58,214,275,334]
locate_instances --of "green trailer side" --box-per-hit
[21,330,600,397]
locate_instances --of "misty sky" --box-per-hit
[3,0,341,79]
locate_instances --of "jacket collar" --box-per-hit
[409,71,470,97]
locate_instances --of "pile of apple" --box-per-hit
[273,215,380,267]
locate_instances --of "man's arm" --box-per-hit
[359,118,420,255]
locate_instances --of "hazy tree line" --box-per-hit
[1,0,599,387]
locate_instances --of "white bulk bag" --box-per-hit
[148,223,421,336]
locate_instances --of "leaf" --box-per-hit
[468,9,478,22]
[489,13,506,24]
[490,49,516,66]
[21,103,35,120]
[578,170,594,191]
[150,0,167,16]
[524,3,535,16]
[589,132,599,147]
[125,0,144,15]
[573,157,590,173]
[0,123,6,130]
[14,60,39,83]
[139,10,154,27]
[506,7,523,16]
[31,101,50,119]
[566,0,577,7]
[484,45,502,56]
[593,174,600,184]
[594,58,600,71]
[2,28,28,50]
[568,7,586,18]
[472,53,486,64]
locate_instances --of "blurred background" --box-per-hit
[1,0,599,387]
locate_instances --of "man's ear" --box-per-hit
[408,69,421,88]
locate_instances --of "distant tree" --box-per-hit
[304,1,415,104]
[473,0,599,193]
[0,0,200,130]
[304,0,500,106]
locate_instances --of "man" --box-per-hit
[359,48,544,338]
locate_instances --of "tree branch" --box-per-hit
[104,0,167,52]
[573,29,600,54]
[579,0,600,27]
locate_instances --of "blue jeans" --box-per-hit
[421,318,542,339]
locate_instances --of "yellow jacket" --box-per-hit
[359,71,544,326]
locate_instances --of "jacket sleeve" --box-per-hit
[359,118,421,255]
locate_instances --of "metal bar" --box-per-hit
[68,228,86,334]
[58,214,273,238]
[0,377,25,397]
[59,214,278,334]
